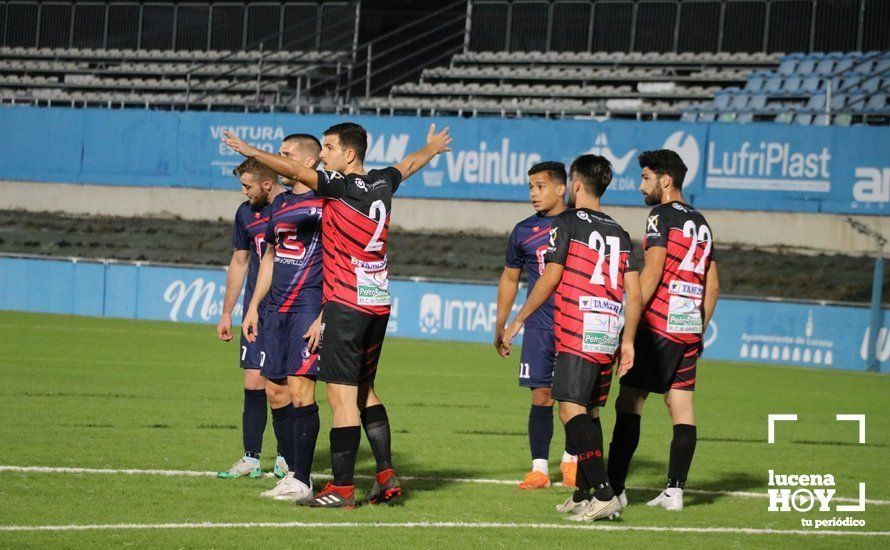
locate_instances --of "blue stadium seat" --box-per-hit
[713,92,733,110]
[797,59,816,74]
[781,76,802,94]
[833,113,853,126]
[830,94,848,110]
[813,113,830,126]
[730,93,749,110]
[858,77,881,94]
[865,94,886,111]
[778,59,797,74]
[737,113,754,124]
[846,94,870,111]
[745,73,765,92]
[680,111,698,123]
[841,76,862,91]
[801,76,821,93]
[822,76,842,91]
[749,94,767,110]
[698,111,716,122]
[774,112,794,124]
[815,58,835,75]
[807,94,827,110]
[765,77,783,93]
[853,59,876,74]
[794,113,814,125]
[874,58,890,74]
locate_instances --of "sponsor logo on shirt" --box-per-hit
[669,280,704,298]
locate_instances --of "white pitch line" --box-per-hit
[0,521,886,537]
[1,465,887,506]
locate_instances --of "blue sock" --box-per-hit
[528,404,553,461]
[291,403,320,486]
[271,404,296,470]
[242,389,267,457]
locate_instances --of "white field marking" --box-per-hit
[0,521,887,536]
[0,324,200,337]
[1,465,888,506]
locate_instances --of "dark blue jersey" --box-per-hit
[264,190,324,313]
[505,212,557,329]
[232,201,270,313]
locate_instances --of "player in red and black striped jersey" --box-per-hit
[504,155,642,523]
[608,150,720,513]
[223,121,452,508]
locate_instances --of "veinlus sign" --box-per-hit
[706,141,832,193]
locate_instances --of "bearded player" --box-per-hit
[504,154,642,522]
[607,149,719,512]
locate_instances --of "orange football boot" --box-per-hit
[560,460,577,488]
[518,470,552,490]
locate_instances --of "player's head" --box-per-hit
[233,158,278,207]
[527,161,567,214]
[638,149,687,206]
[320,122,367,172]
[568,154,612,204]
[279,133,322,186]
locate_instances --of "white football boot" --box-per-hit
[646,488,684,511]
[260,472,313,502]
[566,496,622,522]
[555,496,589,514]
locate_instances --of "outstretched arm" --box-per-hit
[222,131,319,189]
[392,124,452,180]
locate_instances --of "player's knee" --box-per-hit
[289,378,316,407]
[243,370,265,391]
[558,402,584,425]
[615,388,645,414]
[530,387,553,407]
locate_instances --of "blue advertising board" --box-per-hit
[0,106,887,214]
[0,256,885,372]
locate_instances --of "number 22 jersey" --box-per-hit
[315,167,402,316]
[545,208,640,365]
[640,201,714,346]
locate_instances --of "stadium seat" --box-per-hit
[778,58,797,74]
[713,92,733,110]
[797,59,816,74]
[781,77,802,94]
[730,93,749,110]
[807,94,827,110]
[793,113,814,125]
[830,94,848,110]
[813,113,830,126]
[865,94,886,111]
[801,76,821,93]
[764,77,783,93]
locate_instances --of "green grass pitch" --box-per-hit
[0,310,887,548]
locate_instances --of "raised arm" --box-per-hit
[222,131,319,189]
[392,124,452,180]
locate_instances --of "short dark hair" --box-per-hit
[323,122,367,162]
[527,161,567,186]
[638,149,687,190]
[283,133,322,156]
[233,158,278,183]
[569,154,613,198]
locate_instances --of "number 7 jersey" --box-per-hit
[315,167,403,316]
[641,201,714,345]
[545,208,641,365]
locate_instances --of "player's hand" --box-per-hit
[303,316,323,354]
[493,327,509,358]
[426,123,452,155]
[217,313,233,341]
[222,130,260,158]
[242,308,259,343]
[617,340,635,378]
[502,319,523,356]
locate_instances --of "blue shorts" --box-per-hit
[239,313,265,370]
[519,327,556,388]
[261,308,321,380]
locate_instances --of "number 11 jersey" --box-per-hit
[315,167,403,316]
[641,201,714,345]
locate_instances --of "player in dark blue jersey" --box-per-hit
[495,161,577,490]
[241,134,325,502]
[216,158,285,479]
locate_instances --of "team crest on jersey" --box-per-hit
[254,212,261,219]
[576,211,591,222]
[320,169,344,181]
[354,178,368,191]
[647,215,659,232]
[672,202,689,212]
[549,227,558,247]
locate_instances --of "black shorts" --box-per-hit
[551,352,613,408]
[317,301,389,386]
[620,329,700,394]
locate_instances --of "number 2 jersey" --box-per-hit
[315,167,403,316]
[263,190,324,313]
[545,208,640,365]
[232,201,270,313]
[640,201,714,346]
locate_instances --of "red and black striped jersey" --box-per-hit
[545,208,640,365]
[315,167,403,316]
[641,201,715,345]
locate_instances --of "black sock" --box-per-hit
[361,404,394,472]
[330,426,361,486]
[565,414,613,502]
[242,389,267,457]
[291,403,320,485]
[528,404,553,461]
[668,424,697,489]
[271,404,296,471]
[607,412,641,495]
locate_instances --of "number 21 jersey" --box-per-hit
[315,167,402,316]
[546,208,640,365]
[641,201,714,345]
